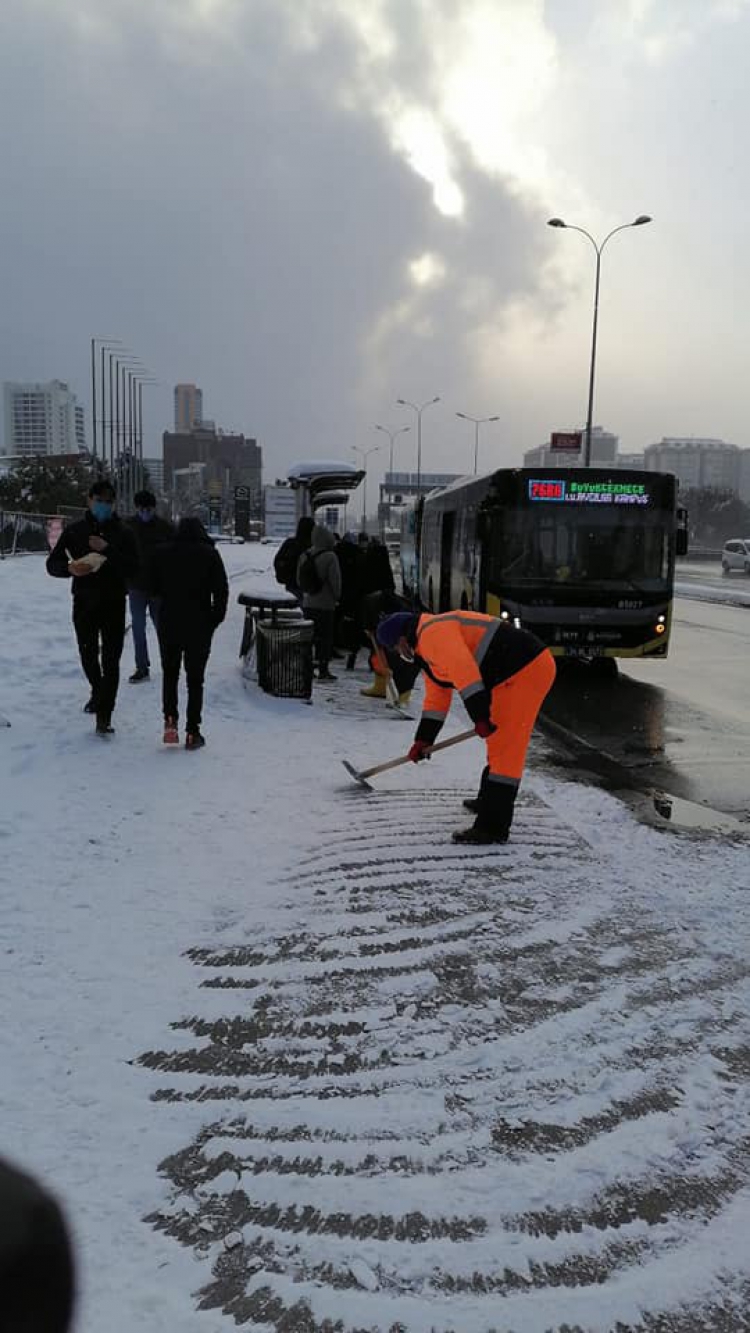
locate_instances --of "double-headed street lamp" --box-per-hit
[374,422,410,478]
[547,213,652,466]
[396,395,440,498]
[455,411,500,475]
[375,423,410,528]
[351,444,381,533]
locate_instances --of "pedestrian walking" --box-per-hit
[377,610,556,843]
[273,515,315,601]
[46,480,138,736]
[149,518,229,749]
[0,1156,75,1332]
[124,489,174,683]
[296,524,341,681]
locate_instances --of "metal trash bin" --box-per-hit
[256,617,314,699]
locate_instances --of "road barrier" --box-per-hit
[0,509,85,557]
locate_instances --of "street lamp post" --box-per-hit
[547,214,652,467]
[351,444,381,534]
[396,396,440,499]
[455,411,500,475]
[375,422,410,528]
[90,338,121,473]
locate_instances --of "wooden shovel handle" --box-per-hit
[359,727,477,781]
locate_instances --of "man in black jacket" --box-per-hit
[149,518,229,749]
[46,480,138,735]
[124,489,175,683]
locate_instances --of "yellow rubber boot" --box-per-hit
[360,674,387,698]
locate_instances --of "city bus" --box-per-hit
[414,468,688,665]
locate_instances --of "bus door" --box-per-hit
[439,512,455,610]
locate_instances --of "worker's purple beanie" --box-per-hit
[376,612,418,650]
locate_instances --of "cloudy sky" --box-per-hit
[1,0,748,489]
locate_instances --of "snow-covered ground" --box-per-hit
[1,544,749,1333]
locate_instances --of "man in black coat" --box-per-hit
[149,517,229,749]
[124,489,175,683]
[46,480,138,735]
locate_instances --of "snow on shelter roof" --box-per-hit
[288,461,359,479]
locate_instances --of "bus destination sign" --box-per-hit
[528,479,651,506]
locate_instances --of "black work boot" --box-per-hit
[453,778,517,845]
[462,765,490,814]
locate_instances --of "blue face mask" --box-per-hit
[136,508,155,522]
[91,500,113,523]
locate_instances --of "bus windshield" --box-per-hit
[487,504,670,588]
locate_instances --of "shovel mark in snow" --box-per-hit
[142,786,750,1330]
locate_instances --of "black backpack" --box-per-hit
[298,549,323,595]
[274,538,298,587]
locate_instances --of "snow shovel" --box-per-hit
[343,727,476,791]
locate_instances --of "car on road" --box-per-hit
[721,538,750,574]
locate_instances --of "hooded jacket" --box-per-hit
[46,511,138,607]
[297,525,342,611]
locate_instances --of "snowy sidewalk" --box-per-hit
[1,545,749,1333]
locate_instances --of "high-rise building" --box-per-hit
[173,383,203,433]
[2,380,84,458]
[163,426,262,517]
[75,404,86,452]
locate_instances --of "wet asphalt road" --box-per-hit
[541,564,750,824]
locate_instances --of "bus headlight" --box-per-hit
[500,610,509,620]
[657,614,666,624]
[655,623,666,634]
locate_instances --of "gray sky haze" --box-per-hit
[1,0,748,487]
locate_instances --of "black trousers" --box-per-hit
[308,608,335,672]
[159,632,212,731]
[72,597,126,722]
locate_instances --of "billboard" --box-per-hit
[550,431,582,453]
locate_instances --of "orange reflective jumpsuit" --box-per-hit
[412,611,556,836]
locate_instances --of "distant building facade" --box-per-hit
[173,383,203,433]
[264,484,297,539]
[378,470,463,533]
[142,457,165,496]
[523,427,619,469]
[2,380,84,458]
[643,438,743,492]
[163,426,262,517]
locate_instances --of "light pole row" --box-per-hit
[90,338,157,513]
[349,211,651,534]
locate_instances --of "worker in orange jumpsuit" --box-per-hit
[376,610,556,844]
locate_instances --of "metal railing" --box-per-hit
[0,509,85,557]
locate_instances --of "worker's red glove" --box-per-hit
[408,739,431,763]
[474,718,497,739]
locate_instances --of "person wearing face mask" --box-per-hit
[124,490,175,683]
[376,609,555,844]
[46,480,138,735]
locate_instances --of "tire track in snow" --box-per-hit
[142,770,750,1329]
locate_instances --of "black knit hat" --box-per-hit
[376,612,418,650]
